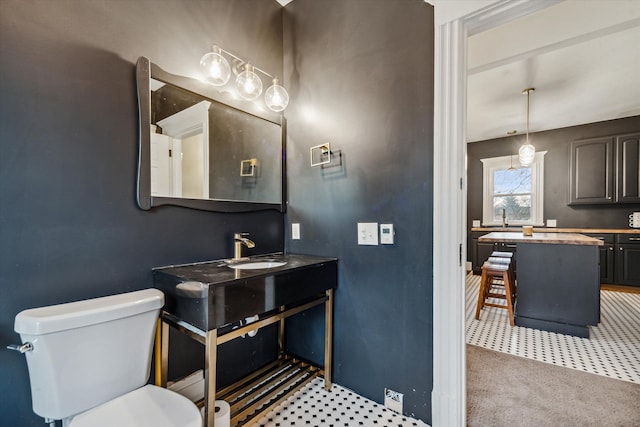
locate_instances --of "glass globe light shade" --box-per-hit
[235,64,263,101]
[199,48,231,86]
[265,78,289,112]
[519,142,536,166]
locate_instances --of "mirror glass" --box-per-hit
[136,57,286,213]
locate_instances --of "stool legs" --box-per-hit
[475,264,516,326]
[475,268,490,321]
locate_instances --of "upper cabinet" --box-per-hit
[569,136,614,204]
[616,133,640,203]
[569,133,640,205]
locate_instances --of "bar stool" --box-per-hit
[475,258,517,326]
[491,251,513,259]
[488,251,515,287]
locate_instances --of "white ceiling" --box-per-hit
[467,0,640,142]
[276,0,640,143]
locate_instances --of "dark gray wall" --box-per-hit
[283,0,435,423]
[466,116,640,258]
[0,1,284,425]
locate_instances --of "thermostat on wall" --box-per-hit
[380,224,394,244]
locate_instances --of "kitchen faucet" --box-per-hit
[232,232,255,262]
[502,208,508,228]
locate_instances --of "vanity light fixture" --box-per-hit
[518,87,536,166]
[199,45,231,86]
[236,63,263,101]
[199,45,289,111]
[264,77,289,112]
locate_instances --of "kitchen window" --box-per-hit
[481,151,546,226]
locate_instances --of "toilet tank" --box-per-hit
[14,289,164,421]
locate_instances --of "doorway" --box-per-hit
[431,1,557,426]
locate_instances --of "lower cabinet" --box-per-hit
[586,234,615,284]
[616,235,640,286]
[471,231,640,287]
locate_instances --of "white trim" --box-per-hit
[432,17,467,427]
[432,1,557,426]
[157,101,211,199]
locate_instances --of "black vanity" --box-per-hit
[153,254,337,427]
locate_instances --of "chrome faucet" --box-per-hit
[502,208,508,228]
[233,232,255,262]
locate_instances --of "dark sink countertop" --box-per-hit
[153,252,337,285]
[153,253,338,330]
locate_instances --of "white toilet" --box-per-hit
[13,289,202,427]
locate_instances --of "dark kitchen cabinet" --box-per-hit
[569,133,640,205]
[569,137,614,205]
[471,231,517,274]
[586,234,615,284]
[616,133,640,203]
[615,234,640,286]
[472,240,495,274]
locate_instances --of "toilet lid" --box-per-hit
[68,384,202,427]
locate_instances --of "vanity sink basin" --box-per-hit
[228,261,287,270]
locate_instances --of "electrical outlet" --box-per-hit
[546,219,557,227]
[292,223,300,240]
[384,388,403,414]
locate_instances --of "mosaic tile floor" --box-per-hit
[466,273,640,383]
[255,378,429,427]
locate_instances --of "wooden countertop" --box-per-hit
[472,227,640,234]
[478,232,604,246]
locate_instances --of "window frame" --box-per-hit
[480,151,546,226]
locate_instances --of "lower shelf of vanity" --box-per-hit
[219,354,323,426]
[158,290,333,427]
[171,354,323,427]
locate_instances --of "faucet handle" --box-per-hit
[234,232,249,239]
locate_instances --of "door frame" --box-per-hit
[431,1,559,425]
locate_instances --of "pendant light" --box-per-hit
[199,45,231,86]
[519,87,536,166]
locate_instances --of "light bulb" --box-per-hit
[235,64,263,101]
[265,77,289,112]
[519,142,536,166]
[199,46,230,86]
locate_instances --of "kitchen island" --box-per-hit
[479,232,603,337]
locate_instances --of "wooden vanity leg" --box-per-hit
[324,289,334,391]
[155,318,169,387]
[204,329,217,427]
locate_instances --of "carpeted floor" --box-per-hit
[466,344,640,426]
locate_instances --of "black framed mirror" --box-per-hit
[136,57,286,213]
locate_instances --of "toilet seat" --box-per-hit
[68,384,202,427]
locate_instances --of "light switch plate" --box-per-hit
[547,219,557,227]
[472,220,481,228]
[358,222,378,245]
[380,224,394,244]
[292,223,300,240]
